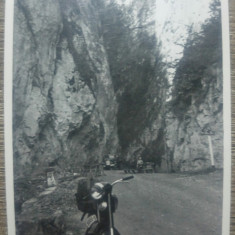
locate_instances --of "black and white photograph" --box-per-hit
[4,0,231,234]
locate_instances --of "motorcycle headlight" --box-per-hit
[98,201,108,211]
[91,183,105,200]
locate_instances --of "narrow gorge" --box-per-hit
[13,0,222,178]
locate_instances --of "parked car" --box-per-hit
[144,162,155,173]
[103,155,117,170]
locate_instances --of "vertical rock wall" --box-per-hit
[166,67,223,171]
[13,0,119,177]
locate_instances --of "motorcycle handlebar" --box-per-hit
[111,175,134,186]
[122,175,134,181]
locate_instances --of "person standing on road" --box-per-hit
[136,157,144,172]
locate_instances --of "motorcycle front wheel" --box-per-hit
[85,225,120,235]
[100,228,120,235]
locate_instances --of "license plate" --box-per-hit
[86,215,97,228]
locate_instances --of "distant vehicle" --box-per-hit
[124,160,155,174]
[144,162,155,173]
[103,155,117,170]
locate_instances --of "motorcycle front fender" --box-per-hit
[85,224,120,235]
[100,227,121,235]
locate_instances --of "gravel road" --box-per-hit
[101,170,223,235]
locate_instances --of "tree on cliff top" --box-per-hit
[170,0,222,119]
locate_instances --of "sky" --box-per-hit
[114,0,213,81]
[154,0,213,80]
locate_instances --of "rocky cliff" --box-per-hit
[13,0,223,176]
[166,65,223,172]
[13,0,166,177]
[13,0,120,176]
[166,2,223,172]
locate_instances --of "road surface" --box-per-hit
[101,170,223,235]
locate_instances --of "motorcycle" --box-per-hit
[75,175,134,235]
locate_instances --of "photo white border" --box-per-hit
[221,0,232,234]
[3,0,232,234]
[4,0,15,234]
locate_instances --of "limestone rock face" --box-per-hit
[13,0,119,176]
[165,66,223,172]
